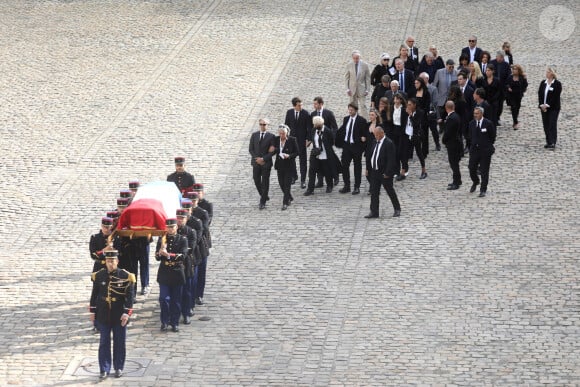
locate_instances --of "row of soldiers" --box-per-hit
[88,157,214,379]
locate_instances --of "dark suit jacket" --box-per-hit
[461,46,483,64]
[336,114,368,152]
[489,59,511,86]
[384,90,407,104]
[310,108,338,132]
[389,106,408,138]
[248,131,275,167]
[442,111,462,149]
[469,118,496,153]
[393,69,416,97]
[368,136,398,177]
[407,108,426,139]
[285,108,312,143]
[538,79,562,111]
[272,136,299,171]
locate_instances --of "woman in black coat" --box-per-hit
[483,64,501,126]
[506,64,528,130]
[538,66,562,149]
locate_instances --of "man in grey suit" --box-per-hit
[432,59,458,131]
[249,118,275,209]
[345,50,371,119]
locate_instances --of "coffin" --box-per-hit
[117,181,182,237]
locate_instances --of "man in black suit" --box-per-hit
[461,35,483,64]
[392,59,415,97]
[284,97,312,188]
[405,36,420,69]
[490,50,512,125]
[304,116,337,195]
[442,101,463,190]
[468,107,496,197]
[336,103,367,195]
[248,118,275,209]
[311,96,340,187]
[383,80,407,104]
[364,125,401,218]
[272,124,299,210]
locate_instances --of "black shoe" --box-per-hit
[339,187,351,194]
[99,372,108,380]
[303,190,314,196]
[282,204,288,210]
[160,324,168,332]
[92,326,99,334]
[396,175,406,181]
[436,144,441,151]
[364,213,379,219]
[447,184,460,190]
[393,209,401,217]
[334,177,340,186]
[195,297,204,305]
[420,172,428,179]
[300,182,306,189]
[171,325,179,332]
[325,186,333,193]
[291,178,296,185]
[470,183,478,193]
[115,369,123,378]
[188,309,194,317]
[547,144,556,149]
[479,191,487,198]
[315,181,324,188]
[266,196,270,201]
[259,203,265,210]
[184,315,191,324]
[544,144,550,149]
[352,188,360,195]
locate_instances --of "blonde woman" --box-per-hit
[538,66,562,149]
[468,61,485,88]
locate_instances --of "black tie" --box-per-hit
[318,111,321,116]
[295,111,299,121]
[373,141,380,169]
[259,132,264,144]
[477,121,481,130]
[317,130,322,148]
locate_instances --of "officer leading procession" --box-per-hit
[88,157,213,380]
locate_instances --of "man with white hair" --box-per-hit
[384,80,406,104]
[345,50,371,118]
[405,36,419,68]
[419,72,441,151]
[304,116,337,195]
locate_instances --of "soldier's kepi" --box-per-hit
[89,249,136,380]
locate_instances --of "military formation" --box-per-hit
[88,157,213,380]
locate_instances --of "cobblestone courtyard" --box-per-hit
[0,1,578,385]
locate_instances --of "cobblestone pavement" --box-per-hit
[0,0,578,385]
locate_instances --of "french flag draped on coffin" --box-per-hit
[118,181,182,233]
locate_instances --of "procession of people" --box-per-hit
[249,36,561,217]
[88,158,213,379]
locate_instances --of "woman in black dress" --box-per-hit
[505,64,528,129]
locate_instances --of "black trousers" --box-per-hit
[369,170,400,215]
[541,109,559,145]
[509,94,522,125]
[252,163,272,204]
[308,157,333,191]
[277,168,293,205]
[428,116,440,147]
[400,136,425,171]
[447,146,462,185]
[341,145,363,189]
[469,149,493,192]
[293,139,307,183]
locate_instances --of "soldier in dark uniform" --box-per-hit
[181,198,205,316]
[155,218,188,332]
[187,193,210,306]
[167,156,196,195]
[90,250,136,379]
[89,217,114,273]
[176,209,197,324]
[193,183,213,225]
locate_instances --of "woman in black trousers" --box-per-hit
[506,64,528,130]
[538,66,562,149]
[272,125,299,209]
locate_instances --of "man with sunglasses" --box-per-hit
[249,118,275,209]
[461,35,483,64]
